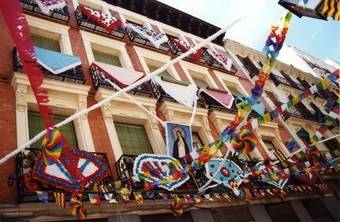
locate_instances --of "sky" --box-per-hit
[157,0,340,62]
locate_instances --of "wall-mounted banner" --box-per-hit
[166,122,194,159]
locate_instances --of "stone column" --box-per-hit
[73,95,95,152]
[15,84,29,147]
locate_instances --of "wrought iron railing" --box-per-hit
[16,148,113,202]
[75,6,125,40]
[13,48,85,84]
[20,0,70,23]
[89,63,156,98]
[125,22,170,53]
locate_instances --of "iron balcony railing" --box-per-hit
[13,47,86,84]
[75,6,125,40]
[125,22,170,53]
[20,0,70,23]
[89,63,156,98]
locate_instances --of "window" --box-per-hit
[263,139,278,160]
[28,112,78,149]
[301,198,335,222]
[31,34,60,52]
[93,50,122,67]
[265,203,300,222]
[148,64,173,79]
[192,77,208,88]
[192,132,203,150]
[228,86,243,97]
[114,123,153,155]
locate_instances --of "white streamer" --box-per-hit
[0,16,246,166]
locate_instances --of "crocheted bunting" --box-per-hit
[33,150,109,193]
[133,154,190,191]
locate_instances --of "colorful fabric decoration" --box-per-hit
[34,0,67,15]
[80,6,122,32]
[133,154,189,191]
[230,124,257,155]
[205,159,245,196]
[171,196,184,216]
[54,192,65,208]
[134,192,144,204]
[100,184,117,204]
[200,87,235,109]
[34,47,81,75]
[126,23,168,48]
[0,0,53,128]
[206,49,233,71]
[119,187,130,202]
[252,161,290,189]
[153,76,198,108]
[170,38,203,61]
[317,0,340,20]
[69,194,86,220]
[88,193,101,205]
[92,62,144,87]
[285,139,299,153]
[36,190,48,203]
[41,128,64,165]
[33,150,110,193]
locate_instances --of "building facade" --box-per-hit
[0,0,339,221]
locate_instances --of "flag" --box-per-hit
[318,0,340,20]
[88,193,101,205]
[36,191,48,203]
[69,194,86,220]
[80,6,122,32]
[171,38,203,61]
[206,49,232,71]
[54,192,65,208]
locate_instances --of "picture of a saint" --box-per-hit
[166,122,193,159]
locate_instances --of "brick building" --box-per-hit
[0,0,339,221]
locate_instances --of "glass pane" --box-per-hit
[31,34,60,52]
[228,86,243,97]
[93,50,122,67]
[28,112,78,149]
[148,64,173,79]
[115,123,153,155]
[192,77,208,88]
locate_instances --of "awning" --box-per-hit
[153,76,198,108]
[92,62,144,87]
[200,87,234,109]
[35,47,81,74]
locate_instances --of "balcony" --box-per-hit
[20,0,70,23]
[125,22,170,53]
[75,6,125,40]
[237,56,260,79]
[13,48,85,84]
[168,39,208,65]
[89,63,156,98]
[16,148,113,202]
[203,50,238,74]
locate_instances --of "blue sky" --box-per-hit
[158,0,339,61]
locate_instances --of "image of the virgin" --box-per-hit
[171,127,190,159]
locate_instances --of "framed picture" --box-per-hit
[165,122,193,159]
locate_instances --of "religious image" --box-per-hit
[166,122,193,159]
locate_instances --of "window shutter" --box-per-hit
[31,35,61,52]
[28,112,78,149]
[93,50,122,67]
[114,123,153,155]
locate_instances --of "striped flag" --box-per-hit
[318,0,340,20]
[54,192,65,208]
